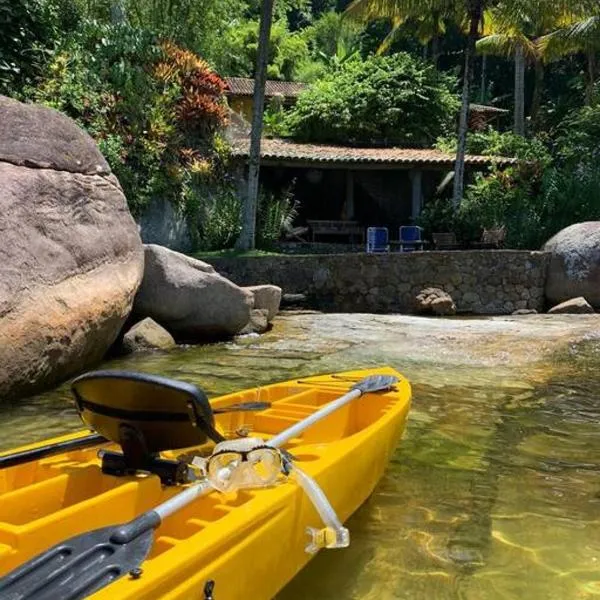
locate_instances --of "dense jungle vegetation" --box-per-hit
[1,0,599,250]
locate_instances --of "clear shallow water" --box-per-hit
[1,312,600,599]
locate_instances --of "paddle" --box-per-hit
[0,403,271,471]
[0,374,397,600]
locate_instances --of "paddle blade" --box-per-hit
[351,374,398,394]
[0,525,154,600]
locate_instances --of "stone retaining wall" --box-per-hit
[207,251,550,315]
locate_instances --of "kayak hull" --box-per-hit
[0,367,411,600]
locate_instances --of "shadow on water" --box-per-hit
[2,314,600,599]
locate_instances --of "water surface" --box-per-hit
[1,312,600,599]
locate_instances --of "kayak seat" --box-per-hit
[71,370,225,485]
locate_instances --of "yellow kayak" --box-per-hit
[0,366,411,600]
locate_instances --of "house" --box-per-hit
[230,138,514,236]
[224,77,306,122]
[225,76,509,131]
[225,77,512,241]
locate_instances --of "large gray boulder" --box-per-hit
[543,222,600,308]
[0,96,144,401]
[133,245,253,340]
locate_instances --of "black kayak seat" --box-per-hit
[71,370,225,484]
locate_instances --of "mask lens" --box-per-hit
[247,448,281,483]
[208,451,242,486]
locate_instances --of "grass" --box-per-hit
[193,248,283,260]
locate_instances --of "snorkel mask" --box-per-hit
[193,437,350,554]
[194,438,283,493]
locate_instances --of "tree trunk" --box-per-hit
[514,44,525,136]
[452,5,482,208]
[235,0,275,251]
[585,51,597,106]
[431,33,440,68]
[480,55,486,103]
[530,59,544,126]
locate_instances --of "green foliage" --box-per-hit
[187,182,300,251]
[256,183,299,248]
[442,106,600,249]
[25,20,229,233]
[220,19,311,80]
[186,184,243,251]
[436,127,552,164]
[555,104,600,165]
[286,52,459,145]
[0,0,81,94]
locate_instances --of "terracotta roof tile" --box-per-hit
[224,77,307,98]
[230,138,517,167]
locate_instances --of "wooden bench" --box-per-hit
[306,220,364,243]
[432,232,461,250]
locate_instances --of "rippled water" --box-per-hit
[2,312,600,599]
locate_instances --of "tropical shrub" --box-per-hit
[256,183,299,249]
[446,108,600,249]
[0,0,79,94]
[436,127,552,165]
[285,52,459,145]
[27,21,229,225]
[220,19,311,81]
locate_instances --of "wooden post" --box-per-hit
[342,171,355,220]
[410,169,423,221]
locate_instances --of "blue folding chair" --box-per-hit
[366,227,389,253]
[398,225,424,252]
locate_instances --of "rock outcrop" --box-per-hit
[0,96,144,401]
[543,222,600,309]
[414,287,457,316]
[133,245,253,340]
[547,296,594,314]
[122,318,176,353]
[243,285,282,322]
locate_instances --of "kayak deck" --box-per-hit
[0,367,411,599]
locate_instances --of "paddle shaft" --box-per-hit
[0,433,106,469]
[153,385,369,520]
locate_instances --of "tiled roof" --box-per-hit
[224,77,307,98]
[469,103,509,114]
[230,138,517,167]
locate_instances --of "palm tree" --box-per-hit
[477,3,581,134]
[538,15,600,106]
[346,0,452,66]
[346,0,488,205]
[236,0,275,250]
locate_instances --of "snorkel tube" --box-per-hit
[285,459,350,554]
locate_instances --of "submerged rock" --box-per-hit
[238,309,270,335]
[0,96,144,401]
[244,285,282,322]
[133,245,253,341]
[547,296,594,314]
[122,317,176,353]
[543,222,600,309]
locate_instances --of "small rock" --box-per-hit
[238,309,270,335]
[244,285,282,322]
[512,309,538,315]
[414,287,456,316]
[122,318,176,354]
[281,293,307,307]
[548,296,594,314]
